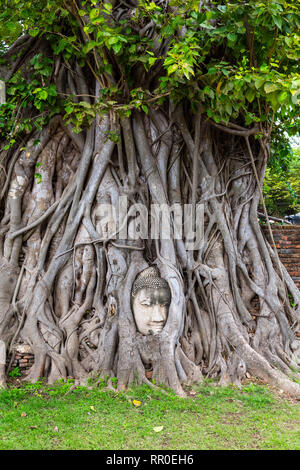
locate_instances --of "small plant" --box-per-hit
[288,294,295,308]
[8,367,21,378]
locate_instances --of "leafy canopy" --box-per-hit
[0,0,299,138]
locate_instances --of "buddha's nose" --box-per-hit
[152,304,165,322]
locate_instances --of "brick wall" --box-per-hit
[7,344,34,375]
[262,225,300,290]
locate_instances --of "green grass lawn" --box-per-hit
[0,378,299,450]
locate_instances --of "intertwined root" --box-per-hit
[0,48,299,395]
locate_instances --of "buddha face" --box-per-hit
[132,286,171,335]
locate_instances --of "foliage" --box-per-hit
[0,53,60,144]
[0,0,299,140]
[8,367,22,378]
[263,146,300,217]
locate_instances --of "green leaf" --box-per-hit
[273,16,282,30]
[29,27,39,37]
[245,88,256,103]
[38,90,48,100]
[227,33,237,43]
[83,41,98,54]
[148,57,157,66]
[48,85,57,97]
[34,173,42,184]
[254,77,265,90]
[79,101,92,108]
[278,91,288,104]
[112,43,122,54]
[167,64,178,75]
[65,105,74,114]
[225,102,232,115]
[291,91,299,105]
[90,8,100,21]
[104,3,112,11]
[107,37,119,46]
[264,82,279,94]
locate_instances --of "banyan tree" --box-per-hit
[0,0,299,397]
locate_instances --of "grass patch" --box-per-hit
[0,379,299,450]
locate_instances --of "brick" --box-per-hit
[261,225,300,289]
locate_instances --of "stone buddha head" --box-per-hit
[131,267,171,335]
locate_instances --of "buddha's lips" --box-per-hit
[148,323,165,333]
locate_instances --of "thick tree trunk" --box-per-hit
[0,33,300,397]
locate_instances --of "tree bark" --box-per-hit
[0,12,300,397]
